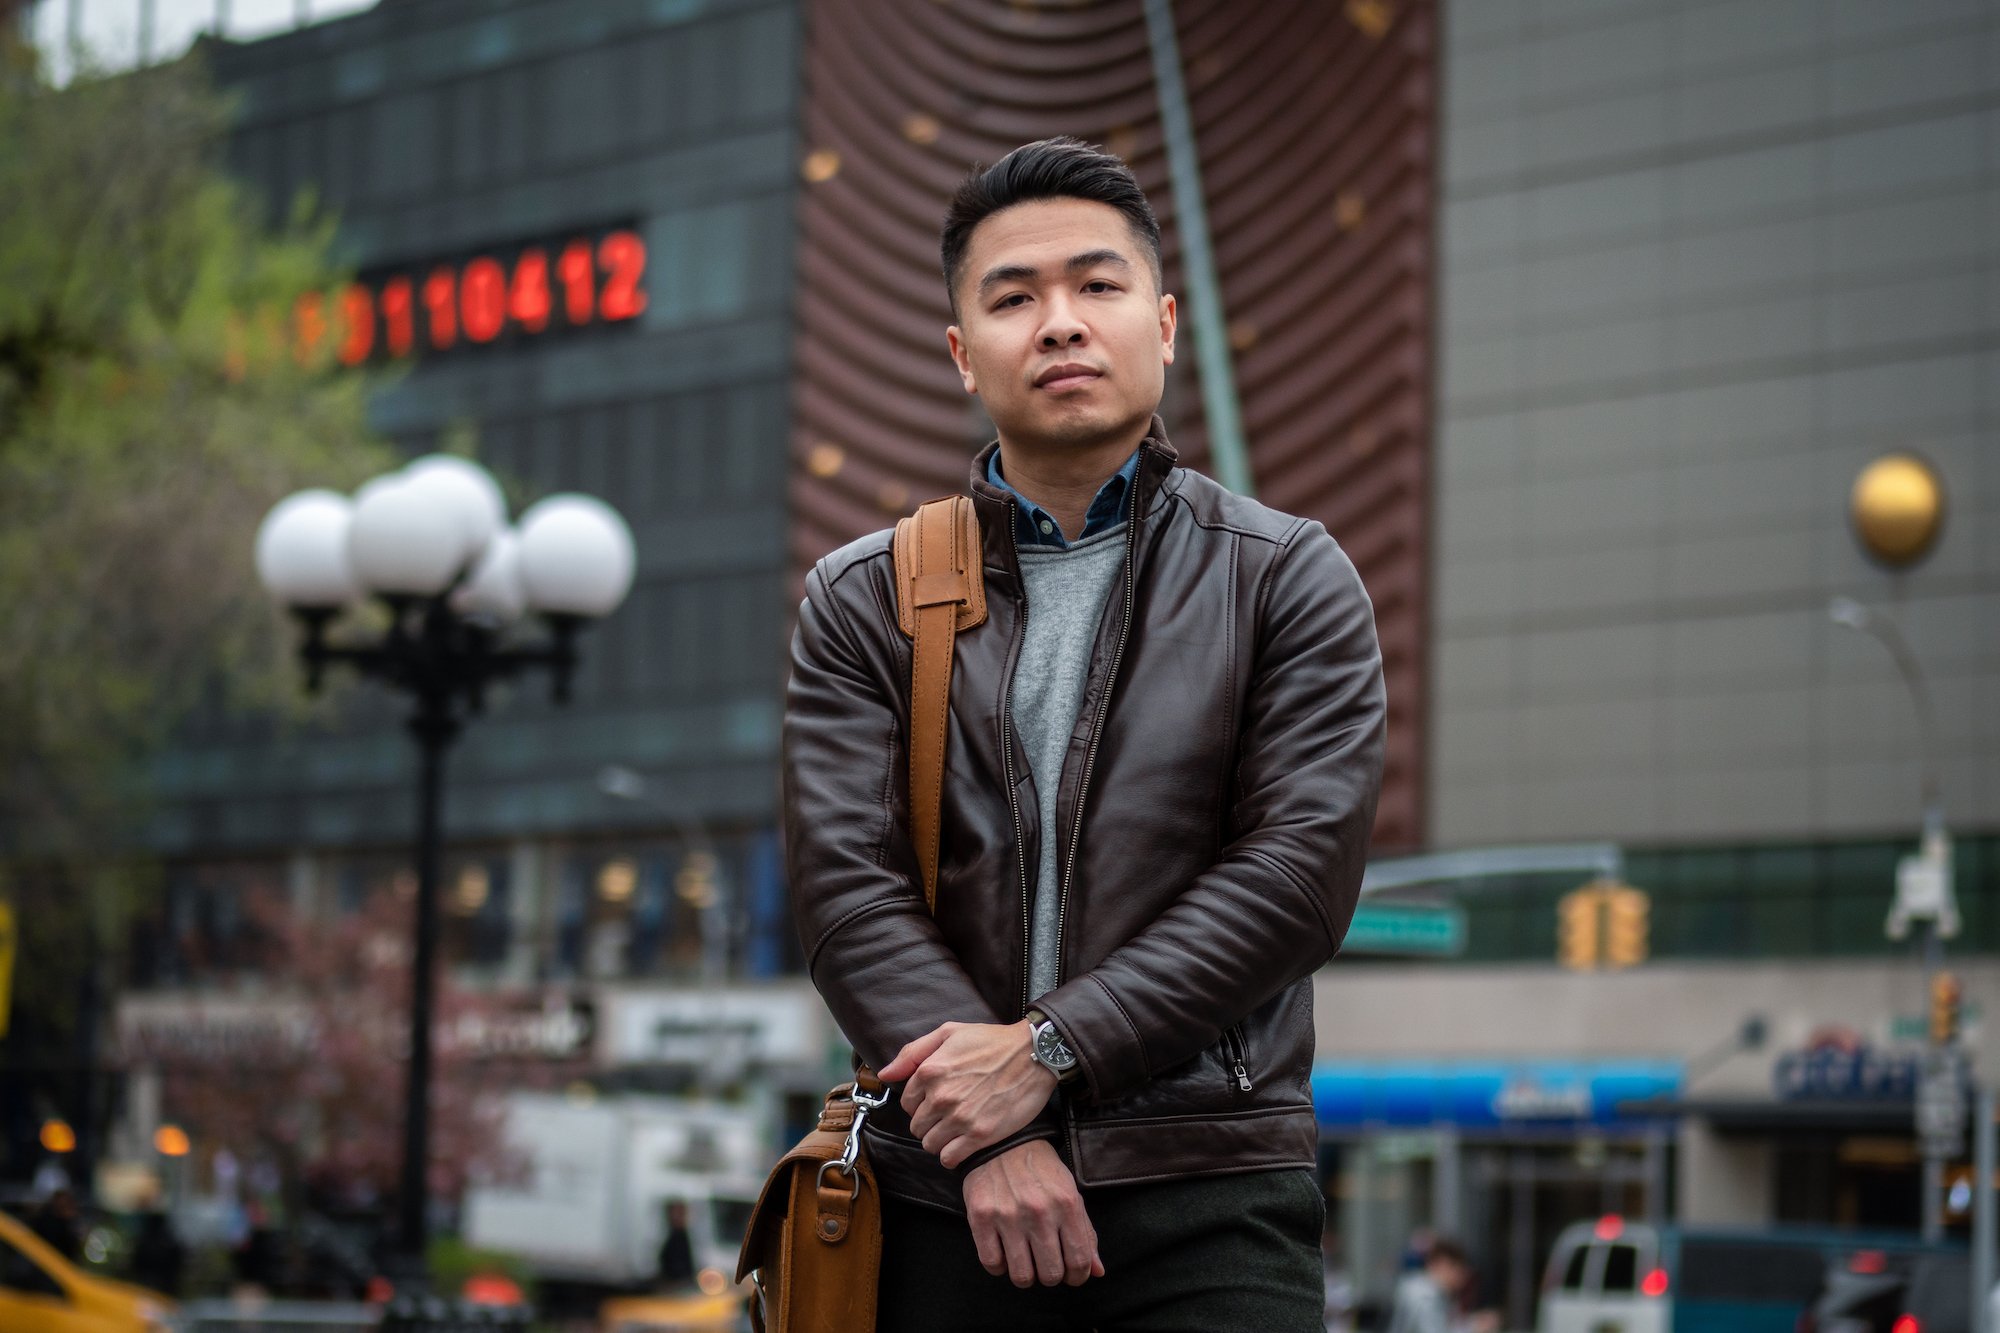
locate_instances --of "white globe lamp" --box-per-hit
[453,530,527,623]
[517,495,636,618]
[254,489,361,609]
[346,474,468,597]
[403,455,507,569]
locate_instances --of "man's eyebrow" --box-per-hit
[1063,248,1132,275]
[976,263,1039,297]
[975,249,1135,298]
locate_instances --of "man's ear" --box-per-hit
[1158,293,1178,366]
[945,325,977,394]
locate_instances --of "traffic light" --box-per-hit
[1603,886,1650,968]
[1930,971,1962,1045]
[1558,881,1651,970]
[1558,887,1602,970]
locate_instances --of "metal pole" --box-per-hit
[1922,918,1944,1243]
[1975,1083,1994,1333]
[1141,0,1255,498]
[396,690,457,1285]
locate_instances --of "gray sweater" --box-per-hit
[1011,521,1128,1002]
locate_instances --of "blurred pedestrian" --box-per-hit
[30,1188,82,1263]
[786,135,1386,1332]
[1321,1221,1356,1332]
[129,1210,185,1297]
[655,1198,694,1288]
[1387,1236,1472,1333]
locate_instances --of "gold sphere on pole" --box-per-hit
[1850,453,1944,568]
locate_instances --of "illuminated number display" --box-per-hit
[295,224,649,368]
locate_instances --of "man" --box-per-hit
[784,137,1385,1330]
[656,1198,695,1288]
[1386,1237,1473,1333]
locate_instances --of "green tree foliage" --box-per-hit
[0,36,392,1103]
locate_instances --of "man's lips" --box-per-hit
[1035,364,1102,391]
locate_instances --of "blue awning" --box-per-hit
[1312,1060,1683,1131]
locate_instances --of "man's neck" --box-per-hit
[994,430,1143,541]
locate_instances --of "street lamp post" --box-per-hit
[1829,595,1958,1242]
[255,456,635,1286]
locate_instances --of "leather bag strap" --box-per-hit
[892,495,986,911]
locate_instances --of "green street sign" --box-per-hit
[1344,903,1467,957]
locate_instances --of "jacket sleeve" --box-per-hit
[783,558,1004,1072]
[1032,522,1386,1103]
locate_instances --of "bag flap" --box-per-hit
[733,1125,850,1285]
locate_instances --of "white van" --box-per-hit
[1537,1218,1921,1333]
[1538,1217,1669,1333]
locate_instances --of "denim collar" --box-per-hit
[985,448,1140,550]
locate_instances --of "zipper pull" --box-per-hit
[1232,1060,1252,1093]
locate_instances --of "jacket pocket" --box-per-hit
[1221,1023,1253,1093]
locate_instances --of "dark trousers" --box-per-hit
[877,1167,1326,1333]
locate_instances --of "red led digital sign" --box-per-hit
[293,225,648,367]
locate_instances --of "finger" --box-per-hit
[1029,1212,1066,1287]
[969,1212,1005,1277]
[877,1025,952,1083]
[1061,1233,1093,1287]
[1059,1203,1097,1286]
[939,1130,986,1170]
[1001,1220,1036,1289]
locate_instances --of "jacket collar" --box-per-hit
[968,416,1179,580]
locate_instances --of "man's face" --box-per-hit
[1427,1255,1468,1296]
[946,198,1176,453]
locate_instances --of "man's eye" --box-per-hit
[995,294,1028,309]
[1083,281,1117,293]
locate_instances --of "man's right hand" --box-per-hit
[961,1140,1105,1288]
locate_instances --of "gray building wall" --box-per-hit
[155,0,801,855]
[1431,0,2000,848]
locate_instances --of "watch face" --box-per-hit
[1035,1022,1077,1069]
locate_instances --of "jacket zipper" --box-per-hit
[1223,1023,1253,1093]
[1051,448,1145,990]
[999,503,1034,1019]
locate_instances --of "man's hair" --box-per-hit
[1427,1237,1470,1268]
[940,136,1163,316]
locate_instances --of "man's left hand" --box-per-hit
[877,1020,1057,1168]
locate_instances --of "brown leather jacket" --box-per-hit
[783,421,1386,1212]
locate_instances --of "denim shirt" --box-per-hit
[985,447,1141,550]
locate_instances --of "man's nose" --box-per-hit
[1038,304,1087,348]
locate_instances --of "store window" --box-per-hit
[155,860,288,985]
[554,837,752,981]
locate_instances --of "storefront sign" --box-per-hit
[1311,1061,1682,1130]
[1344,904,1467,957]
[1773,1027,1919,1100]
[599,985,828,1070]
[118,995,320,1061]
[447,993,595,1060]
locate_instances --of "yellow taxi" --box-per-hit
[0,1211,175,1333]
[599,1283,746,1333]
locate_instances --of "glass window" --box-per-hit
[1561,1242,1590,1291]
[0,1234,64,1299]
[1601,1243,1637,1293]
[442,855,512,971]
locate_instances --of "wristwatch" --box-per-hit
[1026,1009,1079,1082]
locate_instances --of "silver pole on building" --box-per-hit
[1976,1083,1995,1333]
[1141,0,1254,499]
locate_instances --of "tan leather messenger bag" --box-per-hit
[735,494,986,1332]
